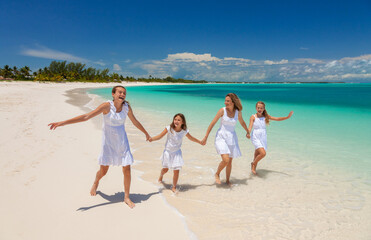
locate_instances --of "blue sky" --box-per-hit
[1,0,371,82]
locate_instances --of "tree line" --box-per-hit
[0,61,207,83]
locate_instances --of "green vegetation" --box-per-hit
[0,61,207,83]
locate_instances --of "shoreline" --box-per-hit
[84,83,371,240]
[2,81,370,240]
[0,81,194,240]
[64,84,197,238]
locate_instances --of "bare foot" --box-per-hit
[90,182,99,196]
[171,186,178,194]
[226,181,232,187]
[215,173,221,184]
[251,162,257,175]
[158,175,163,183]
[124,198,135,208]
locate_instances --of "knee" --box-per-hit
[100,168,109,176]
[163,168,169,173]
[222,158,231,164]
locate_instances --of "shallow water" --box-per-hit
[90,84,371,240]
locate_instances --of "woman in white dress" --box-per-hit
[149,113,203,193]
[201,93,249,185]
[48,86,150,208]
[247,101,293,175]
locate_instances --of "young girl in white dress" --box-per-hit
[48,86,150,208]
[247,101,293,175]
[149,113,203,193]
[201,93,250,185]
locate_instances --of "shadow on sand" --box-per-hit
[77,190,160,211]
[254,169,291,179]
[159,177,249,192]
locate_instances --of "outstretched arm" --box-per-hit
[201,108,224,145]
[48,102,110,130]
[246,115,255,139]
[269,111,294,121]
[186,132,202,145]
[127,105,151,140]
[149,128,168,142]
[238,111,250,138]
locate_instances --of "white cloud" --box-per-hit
[264,59,288,65]
[325,60,338,68]
[248,73,266,80]
[300,47,309,50]
[223,57,250,62]
[128,52,371,82]
[341,73,371,79]
[113,64,122,71]
[340,54,371,62]
[166,52,220,62]
[293,58,324,64]
[94,60,106,66]
[21,46,88,62]
[304,67,313,73]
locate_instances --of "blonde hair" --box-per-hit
[226,93,242,111]
[256,101,269,125]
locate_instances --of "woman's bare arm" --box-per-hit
[201,108,224,145]
[48,102,110,130]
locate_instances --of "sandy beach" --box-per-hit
[1,81,370,240]
[0,81,193,240]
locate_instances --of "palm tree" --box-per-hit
[20,66,31,79]
[12,66,19,78]
[2,65,13,78]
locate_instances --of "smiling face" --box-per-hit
[256,103,265,115]
[112,87,126,103]
[173,115,184,129]
[224,96,234,109]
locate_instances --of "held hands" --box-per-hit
[48,122,63,130]
[246,132,251,139]
[200,136,207,146]
[146,134,151,142]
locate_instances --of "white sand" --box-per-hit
[0,81,193,240]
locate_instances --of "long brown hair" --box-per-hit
[112,85,129,105]
[226,93,242,111]
[170,113,187,132]
[256,101,269,125]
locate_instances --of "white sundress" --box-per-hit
[161,126,189,170]
[214,107,241,158]
[98,101,134,166]
[251,114,267,150]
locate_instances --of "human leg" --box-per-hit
[226,158,233,185]
[252,148,266,175]
[215,154,231,184]
[122,165,135,208]
[90,165,109,196]
[172,170,180,193]
[158,168,169,183]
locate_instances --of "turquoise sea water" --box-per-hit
[90,83,371,178]
[89,83,371,239]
